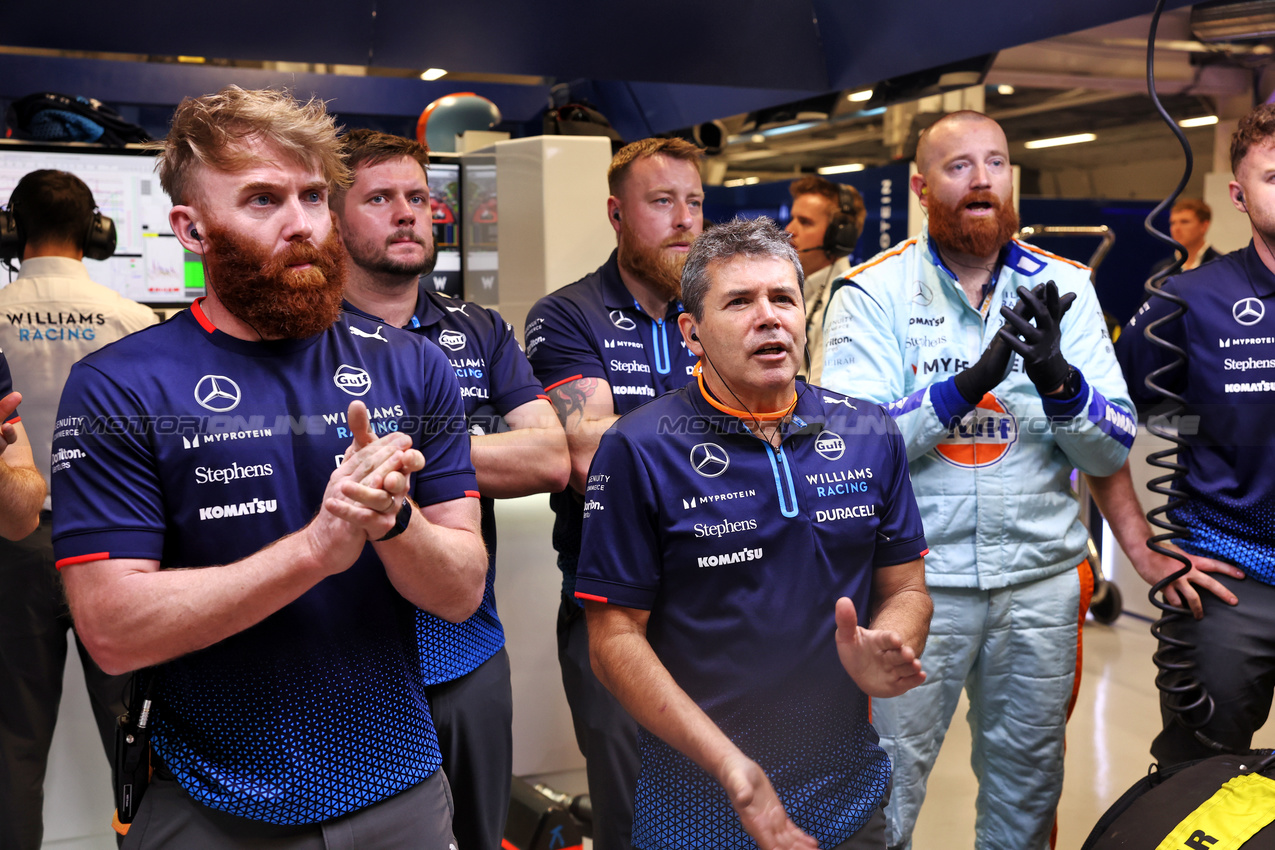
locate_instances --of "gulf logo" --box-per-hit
[935,392,1018,468]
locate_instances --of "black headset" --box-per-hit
[0,196,117,264]
[821,184,861,257]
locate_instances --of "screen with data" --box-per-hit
[0,142,204,306]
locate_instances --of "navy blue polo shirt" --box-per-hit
[575,381,927,849]
[525,250,699,593]
[51,302,478,824]
[1117,242,1275,581]
[347,287,546,684]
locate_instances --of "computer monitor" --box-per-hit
[0,141,205,306]
[425,157,462,298]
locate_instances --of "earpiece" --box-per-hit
[189,227,200,239]
[921,186,928,195]
[691,331,699,341]
[1237,191,1247,211]
[613,212,621,222]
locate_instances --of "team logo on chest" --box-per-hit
[1234,298,1265,326]
[194,375,242,412]
[333,364,371,396]
[814,431,845,460]
[438,330,467,351]
[689,443,730,478]
[935,392,1018,468]
[609,310,637,331]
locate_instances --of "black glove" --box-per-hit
[997,281,1077,396]
[953,332,1014,403]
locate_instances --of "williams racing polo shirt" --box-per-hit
[348,287,546,684]
[51,302,478,825]
[575,381,927,849]
[526,250,699,594]
[1117,241,1275,581]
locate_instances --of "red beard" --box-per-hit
[618,223,695,303]
[927,189,1019,259]
[201,222,347,339]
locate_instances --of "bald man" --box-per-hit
[822,111,1134,850]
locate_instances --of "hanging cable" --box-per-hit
[1141,0,1226,754]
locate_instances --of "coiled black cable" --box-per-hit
[1140,0,1226,754]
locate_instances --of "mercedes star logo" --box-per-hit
[689,442,730,478]
[609,310,637,332]
[194,375,242,412]
[1234,297,1265,326]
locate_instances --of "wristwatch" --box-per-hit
[377,498,414,542]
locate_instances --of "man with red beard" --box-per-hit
[525,137,703,849]
[50,86,487,848]
[822,111,1134,850]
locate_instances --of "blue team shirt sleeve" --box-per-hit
[485,307,548,414]
[413,343,480,506]
[52,362,168,564]
[1115,284,1186,413]
[574,428,661,609]
[0,352,15,423]
[526,296,609,391]
[872,411,929,566]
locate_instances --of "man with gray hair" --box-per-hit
[575,216,932,850]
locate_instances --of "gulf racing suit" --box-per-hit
[821,229,1135,850]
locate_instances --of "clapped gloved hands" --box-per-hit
[997,280,1077,397]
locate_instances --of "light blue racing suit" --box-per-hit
[822,230,1134,850]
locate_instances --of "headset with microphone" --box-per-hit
[821,184,861,257]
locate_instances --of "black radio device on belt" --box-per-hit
[114,669,156,824]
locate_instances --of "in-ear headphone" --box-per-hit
[921,186,928,195]
[1237,190,1246,208]
[822,184,862,257]
[190,227,200,239]
[691,330,699,341]
[613,211,621,222]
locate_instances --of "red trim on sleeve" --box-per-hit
[575,591,608,604]
[56,552,110,570]
[919,548,930,558]
[544,374,585,393]
[464,490,481,499]
[536,393,551,401]
[190,297,216,333]
[5,415,19,424]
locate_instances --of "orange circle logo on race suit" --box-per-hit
[934,391,1018,468]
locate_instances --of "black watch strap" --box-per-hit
[377,499,413,542]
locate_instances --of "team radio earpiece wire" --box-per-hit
[691,328,797,447]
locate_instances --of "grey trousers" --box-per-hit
[120,769,456,850]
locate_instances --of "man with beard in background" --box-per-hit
[822,111,1134,850]
[525,137,703,849]
[334,128,569,850]
[51,87,486,848]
